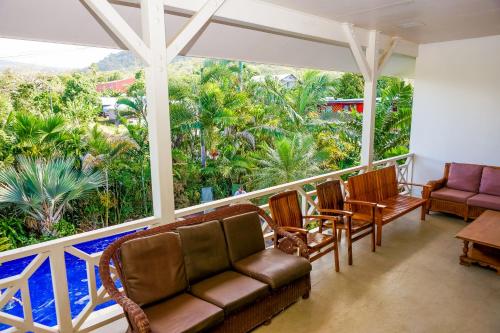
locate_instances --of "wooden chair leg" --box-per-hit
[333,238,340,272]
[420,205,426,221]
[376,224,382,246]
[371,225,376,252]
[347,228,353,265]
[337,229,342,244]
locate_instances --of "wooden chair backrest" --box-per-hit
[347,166,398,212]
[316,180,345,213]
[268,190,303,229]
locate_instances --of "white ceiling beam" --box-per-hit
[114,0,418,58]
[85,0,152,65]
[166,0,226,64]
[377,37,400,76]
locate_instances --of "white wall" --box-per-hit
[410,35,500,183]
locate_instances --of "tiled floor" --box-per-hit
[95,211,500,333]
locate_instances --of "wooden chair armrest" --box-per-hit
[280,226,309,234]
[276,228,310,258]
[345,199,381,208]
[317,208,353,217]
[399,182,432,189]
[426,178,446,191]
[303,215,341,221]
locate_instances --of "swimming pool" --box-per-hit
[0,231,135,331]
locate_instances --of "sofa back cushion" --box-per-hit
[479,166,500,196]
[120,232,187,306]
[446,162,483,193]
[178,220,230,283]
[222,212,266,263]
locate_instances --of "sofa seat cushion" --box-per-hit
[190,271,269,314]
[222,212,266,263]
[233,249,312,290]
[446,162,483,192]
[178,220,230,283]
[479,167,500,196]
[144,293,223,333]
[120,232,187,306]
[430,187,476,203]
[467,194,500,210]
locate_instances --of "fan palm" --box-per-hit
[0,157,104,235]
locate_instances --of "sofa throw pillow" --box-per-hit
[479,167,500,196]
[222,212,266,263]
[120,232,187,306]
[178,220,230,283]
[446,162,483,193]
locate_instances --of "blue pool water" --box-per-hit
[0,230,138,330]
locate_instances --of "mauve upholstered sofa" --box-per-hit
[423,162,500,220]
[99,204,312,333]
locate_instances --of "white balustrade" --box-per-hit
[0,153,413,332]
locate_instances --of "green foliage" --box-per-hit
[333,73,364,99]
[0,62,413,248]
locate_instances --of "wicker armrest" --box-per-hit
[118,295,151,333]
[276,228,310,258]
[422,178,446,199]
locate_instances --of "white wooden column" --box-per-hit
[360,30,378,168]
[140,0,175,221]
[343,24,399,169]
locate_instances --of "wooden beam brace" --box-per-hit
[377,37,400,76]
[342,23,371,81]
[166,0,226,64]
[84,0,152,65]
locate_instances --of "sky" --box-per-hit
[0,38,120,69]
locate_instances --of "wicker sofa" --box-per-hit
[99,204,312,333]
[423,162,500,220]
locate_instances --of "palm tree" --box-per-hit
[338,79,413,160]
[252,135,326,188]
[0,157,104,235]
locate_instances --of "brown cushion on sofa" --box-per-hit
[467,194,500,210]
[178,220,230,283]
[222,212,266,263]
[479,167,500,196]
[430,187,476,203]
[191,270,269,314]
[233,249,312,290]
[446,162,483,192]
[120,232,187,306]
[143,293,223,333]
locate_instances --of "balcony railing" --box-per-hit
[0,153,414,333]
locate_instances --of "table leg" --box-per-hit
[460,240,470,266]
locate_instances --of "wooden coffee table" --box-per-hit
[456,210,500,274]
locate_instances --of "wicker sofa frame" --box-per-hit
[99,204,311,333]
[423,163,500,221]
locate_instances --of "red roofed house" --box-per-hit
[96,77,135,94]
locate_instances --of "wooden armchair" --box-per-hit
[316,180,376,265]
[269,190,340,271]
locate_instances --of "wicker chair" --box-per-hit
[316,179,376,265]
[268,190,340,271]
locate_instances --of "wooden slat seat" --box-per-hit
[347,166,429,246]
[378,195,427,224]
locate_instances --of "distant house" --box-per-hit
[321,97,382,114]
[96,77,135,94]
[252,73,297,88]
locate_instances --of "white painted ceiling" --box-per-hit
[262,0,500,44]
